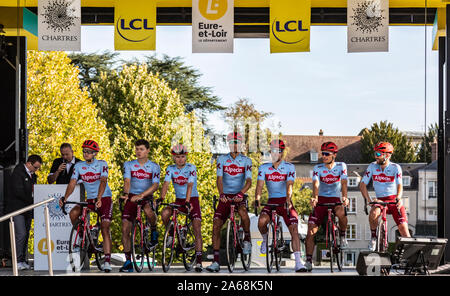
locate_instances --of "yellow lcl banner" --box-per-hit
[114,0,156,50]
[270,0,311,53]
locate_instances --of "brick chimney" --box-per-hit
[431,139,438,162]
[319,129,324,136]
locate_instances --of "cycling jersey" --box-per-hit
[216,153,252,195]
[312,162,348,198]
[257,161,296,198]
[164,163,199,199]
[123,159,160,195]
[72,159,112,199]
[361,162,402,198]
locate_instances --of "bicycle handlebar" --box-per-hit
[61,200,89,215]
[364,199,400,215]
[160,202,191,215]
[316,202,343,207]
[119,195,154,212]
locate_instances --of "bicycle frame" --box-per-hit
[325,208,337,249]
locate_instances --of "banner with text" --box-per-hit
[34,185,80,271]
[114,0,156,51]
[38,0,81,51]
[192,0,234,53]
[270,0,311,53]
[347,0,389,53]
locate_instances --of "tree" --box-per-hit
[416,123,438,163]
[26,50,121,253]
[68,51,119,89]
[360,121,417,163]
[90,64,217,252]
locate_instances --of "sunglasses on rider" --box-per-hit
[271,148,282,153]
[82,149,95,154]
[321,152,332,156]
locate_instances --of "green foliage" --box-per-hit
[26,51,121,253]
[416,123,438,163]
[360,121,417,163]
[90,64,216,252]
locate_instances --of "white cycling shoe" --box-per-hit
[260,240,267,254]
[206,261,220,272]
[295,259,308,272]
[304,261,313,272]
[368,238,377,251]
[243,241,252,255]
[103,262,112,273]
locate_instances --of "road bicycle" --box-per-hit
[365,200,400,253]
[160,202,196,272]
[62,201,105,272]
[213,195,251,273]
[314,202,345,273]
[119,196,158,272]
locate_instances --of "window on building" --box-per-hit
[310,150,318,162]
[402,176,411,187]
[347,197,357,214]
[348,177,359,187]
[403,196,409,214]
[428,181,437,199]
[346,224,358,240]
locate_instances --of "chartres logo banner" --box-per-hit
[270,0,311,53]
[114,0,156,51]
[192,0,234,53]
[347,0,389,53]
[38,0,81,51]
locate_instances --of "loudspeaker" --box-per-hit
[356,251,392,276]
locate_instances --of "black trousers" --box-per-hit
[13,213,32,263]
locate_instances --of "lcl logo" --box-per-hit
[272,19,308,44]
[116,17,154,42]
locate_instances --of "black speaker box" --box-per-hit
[356,251,392,276]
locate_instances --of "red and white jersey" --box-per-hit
[361,162,402,198]
[257,161,296,198]
[312,162,348,198]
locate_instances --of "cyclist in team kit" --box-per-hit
[305,142,349,272]
[59,140,114,272]
[160,144,204,272]
[255,139,307,272]
[206,132,253,272]
[119,139,161,272]
[360,142,411,251]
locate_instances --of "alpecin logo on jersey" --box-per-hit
[373,174,395,183]
[266,172,287,182]
[173,176,188,186]
[224,164,244,176]
[320,174,340,184]
[131,169,151,180]
[81,172,101,183]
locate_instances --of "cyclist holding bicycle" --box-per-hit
[119,139,161,273]
[206,132,253,272]
[59,140,114,272]
[255,139,307,272]
[305,142,349,272]
[160,144,204,272]
[360,142,410,251]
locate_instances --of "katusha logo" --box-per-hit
[266,172,287,182]
[81,172,101,183]
[271,19,308,44]
[173,176,188,186]
[373,174,395,183]
[116,16,154,42]
[131,169,151,180]
[224,164,244,176]
[320,175,340,184]
[199,0,228,20]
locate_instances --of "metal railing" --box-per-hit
[0,197,55,276]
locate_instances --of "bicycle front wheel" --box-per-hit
[266,222,275,273]
[328,220,335,273]
[132,222,145,272]
[240,227,251,271]
[226,220,237,273]
[162,221,176,273]
[274,220,284,271]
[68,221,89,273]
[333,224,343,272]
[377,218,387,253]
[182,220,196,271]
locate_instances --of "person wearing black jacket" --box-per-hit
[47,143,81,185]
[8,154,42,270]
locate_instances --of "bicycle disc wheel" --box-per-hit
[162,221,176,273]
[275,220,284,271]
[68,221,89,272]
[131,222,145,272]
[182,220,196,271]
[377,218,386,252]
[328,220,334,273]
[266,222,275,273]
[226,220,237,273]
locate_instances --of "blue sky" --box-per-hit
[80,24,437,137]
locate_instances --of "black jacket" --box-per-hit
[7,163,37,214]
[49,157,81,184]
